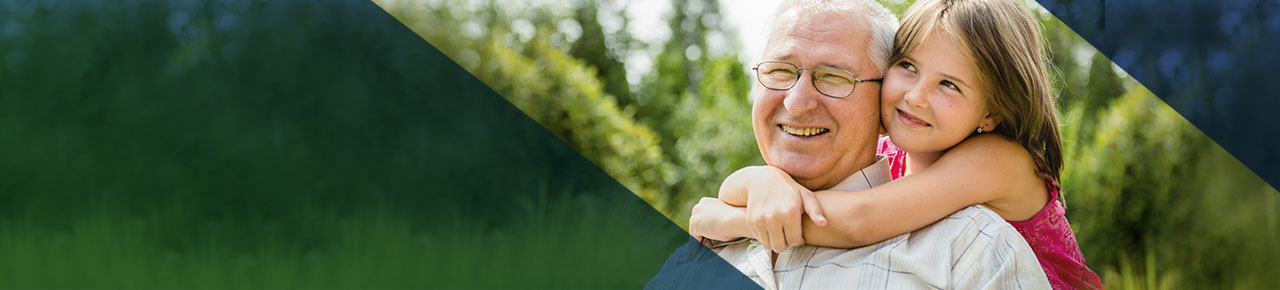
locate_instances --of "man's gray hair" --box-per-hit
[769,0,900,73]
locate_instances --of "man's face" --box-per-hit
[752,9,883,191]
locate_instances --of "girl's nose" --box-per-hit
[903,81,929,110]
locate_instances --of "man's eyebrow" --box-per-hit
[767,50,795,61]
[764,49,856,71]
[817,61,855,71]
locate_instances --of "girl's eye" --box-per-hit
[941,80,959,91]
[896,61,916,71]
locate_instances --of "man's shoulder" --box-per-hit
[919,205,1024,242]
[944,205,1008,228]
[929,207,1051,288]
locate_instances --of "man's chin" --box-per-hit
[767,159,830,188]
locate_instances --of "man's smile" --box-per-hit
[779,124,830,137]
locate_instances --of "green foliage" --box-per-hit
[1064,87,1204,262]
[636,0,734,153]
[569,1,636,105]
[487,34,679,210]
[667,58,763,222]
[383,0,758,221]
[384,1,680,211]
[1063,87,1280,289]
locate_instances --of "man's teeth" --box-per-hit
[781,125,829,137]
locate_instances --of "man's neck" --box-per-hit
[795,154,878,191]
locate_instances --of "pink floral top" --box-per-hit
[878,136,1104,290]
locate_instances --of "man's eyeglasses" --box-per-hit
[752,61,882,98]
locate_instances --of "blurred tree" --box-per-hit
[638,0,721,148]
[383,1,679,212]
[632,0,762,218]
[490,29,679,210]
[569,0,635,106]
[1063,86,1280,289]
[1064,87,1206,269]
[666,57,761,221]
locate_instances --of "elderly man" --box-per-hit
[646,0,1049,289]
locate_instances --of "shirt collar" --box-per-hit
[827,154,892,191]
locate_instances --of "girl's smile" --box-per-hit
[895,108,931,128]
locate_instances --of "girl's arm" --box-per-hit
[687,166,770,243]
[716,166,756,207]
[688,197,751,242]
[716,166,828,252]
[798,134,1048,248]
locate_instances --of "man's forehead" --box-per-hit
[764,43,858,69]
[763,12,871,71]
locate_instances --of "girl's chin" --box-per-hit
[892,132,973,153]
[887,133,934,151]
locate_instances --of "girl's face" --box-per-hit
[881,29,998,154]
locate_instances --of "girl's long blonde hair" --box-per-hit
[894,0,1065,203]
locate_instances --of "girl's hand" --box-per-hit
[689,197,747,242]
[743,166,827,253]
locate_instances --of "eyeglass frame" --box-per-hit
[751,60,882,98]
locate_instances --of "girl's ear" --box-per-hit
[981,112,1003,132]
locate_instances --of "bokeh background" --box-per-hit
[380,0,1280,288]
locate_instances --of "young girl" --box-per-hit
[694,0,1102,289]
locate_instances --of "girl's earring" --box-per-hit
[976,127,984,134]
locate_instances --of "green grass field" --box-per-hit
[0,194,682,288]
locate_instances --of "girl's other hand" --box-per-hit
[743,166,827,253]
[689,197,745,242]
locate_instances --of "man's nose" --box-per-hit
[783,71,822,115]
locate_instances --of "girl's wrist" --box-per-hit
[722,207,751,239]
